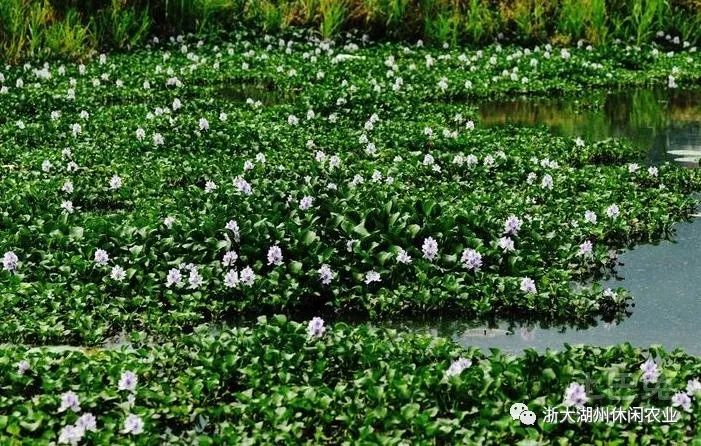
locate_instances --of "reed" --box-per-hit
[0,0,700,62]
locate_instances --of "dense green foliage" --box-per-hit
[1,316,701,444]
[1,33,700,345]
[1,0,701,61]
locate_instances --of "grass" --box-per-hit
[1,0,701,62]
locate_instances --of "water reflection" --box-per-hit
[479,88,701,166]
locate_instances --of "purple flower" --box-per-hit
[687,378,701,395]
[122,414,144,435]
[460,248,483,271]
[640,358,660,384]
[299,196,314,210]
[396,248,412,264]
[446,358,472,377]
[222,250,238,267]
[58,391,81,413]
[422,237,438,261]
[364,271,381,284]
[2,251,19,272]
[93,249,109,265]
[606,204,620,219]
[307,317,326,337]
[58,424,84,445]
[76,413,97,432]
[504,215,522,235]
[111,265,126,281]
[267,245,283,266]
[118,371,138,392]
[318,264,334,285]
[498,237,515,253]
[17,360,30,375]
[671,392,692,412]
[166,268,182,287]
[563,382,588,408]
[187,267,203,289]
[240,266,255,286]
[577,240,593,257]
[224,270,239,288]
[520,277,536,294]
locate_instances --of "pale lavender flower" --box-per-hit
[111,265,126,282]
[166,268,182,288]
[267,245,283,266]
[61,200,74,213]
[563,382,588,408]
[686,378,701,395]
[628,163,640,173]
[62,180,74,194]
[641,358,660,384]
[460,248,483,271]
[240,266,255,286]
[422,237,438,261]
[58,424,84,445]
[94,249,109,266]
[198,117,209,131]
[76,413,97,432]
[584,210,597,224]
[224,270,239,288]
[164,216,175,229]
[2,251,19,272]
[109,175,122,190]
[671,392,692,412]
[520,277,537,294]
[606,204,620,219]
[307,317,326,337]
[188,267,203,289]
[498,237,515,253]
[396,248,412,264]
[17,360,30,374]
[365,271,381,284]
[222,251,238,266]
[234,177,252,195]
[204,180,217,193]
[122,414,144,435]
[118,371,138,392]
[318,264,334,285]
[541,174,553,189]
[42,160,52,173]
[445,358,472,377]
[648,166,659,177]
[504,215,523,235]
[299,196,314,211]
[58,391,81,413]
[578,240,593,257]
[225,220,240,241]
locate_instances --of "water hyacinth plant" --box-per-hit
[0,318,700,443]
[1,31,701,344]
[0,7,700,444]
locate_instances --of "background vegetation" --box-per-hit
[1,0,701,62]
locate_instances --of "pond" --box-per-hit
[479,87,701,166]
[392,88,701,354]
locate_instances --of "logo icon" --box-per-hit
[510,402,537,425]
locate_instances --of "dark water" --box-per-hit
[398,88,701,354]
[479,88,701,166]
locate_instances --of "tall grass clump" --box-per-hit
[1,0,701,62]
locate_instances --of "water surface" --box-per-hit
[400,88,701,354]
[479,88,701,166]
